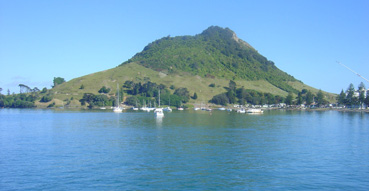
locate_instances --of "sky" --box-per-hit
[1,0,368,94]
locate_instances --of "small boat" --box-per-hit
[154,108,164,117]
[194,107,200,111]
[246,108,263,113]
[163,107,172,112]
[218,107,226,111]
[227,108,232,112]
[113,107,123,112]
[237,108,246,113]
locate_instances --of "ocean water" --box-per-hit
[0,109,368,190]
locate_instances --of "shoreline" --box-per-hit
[2,106,369,113]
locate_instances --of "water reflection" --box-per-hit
[156,116,163,127]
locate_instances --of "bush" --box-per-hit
[98,86,111,94]
[210,93,229,106]
[40,95,53,103]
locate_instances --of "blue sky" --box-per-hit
[1,0,368,94]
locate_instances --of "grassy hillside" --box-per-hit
[51,62,335,106]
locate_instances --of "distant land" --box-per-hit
[51,26,334,106]
[1,26,337,108]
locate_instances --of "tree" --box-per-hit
[174,88,190,103]
[19,84,31,94]
[296,92,303,105]
[226,89,236,104]
[98,86,111,94]
[53,77,65,87]
[80,84,85,89]
[359,90,365,109]
[0,87,2,95]
[305,91,314,106]
[210,93,229,105]
[345,83,356,106]
[229,80,236,90]
[337,90,346,106]
[32,87,40,92]
[192,92,198,99]
[358,82,366,91]
[41,87,48,94]
[364,92,369,108]
[316,90,327,107]
[285,92,294,105]
[40,95,53,102]
[125,96,139,106]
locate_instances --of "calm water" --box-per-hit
[0,109,368,190]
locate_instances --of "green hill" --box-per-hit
[123,26,298,93]
[50,26,336,107]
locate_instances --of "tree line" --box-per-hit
[210,80,330,107]
[123,80,193,107]
[79,80,196,108]
[0,77,64,108]
[336,82,369,108]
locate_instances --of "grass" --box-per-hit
[51,62,333,106]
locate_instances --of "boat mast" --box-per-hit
[158,89,161,107]
[116,84,119,107]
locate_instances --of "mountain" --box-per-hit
[122,26,298,93]
[51,26,335,106]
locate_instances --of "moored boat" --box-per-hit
[246,108,263,113]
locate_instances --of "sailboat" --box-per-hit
[132,100,139,110]
[113,84,123,112]
[141,100,149,112]
[100,101,106,110]
[154,90,164,117]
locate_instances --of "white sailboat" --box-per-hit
[154,90,164,117]
[141,100,150,112]
[100,101,106,110]
[113,84,123,112]
[132,101,139,110]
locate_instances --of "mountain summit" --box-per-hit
[122,26,298,93]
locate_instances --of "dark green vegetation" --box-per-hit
[53,77,65,87]
[209,80,329,106]
[337,82,369,108]
[0,78,70,108]
[210,80,285,106]
[98,86,111,94]
[0,93,36,108]
[79,93,114,108]
[122,26,299,93]
[0,84,42,108]
[123,80,189,107]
